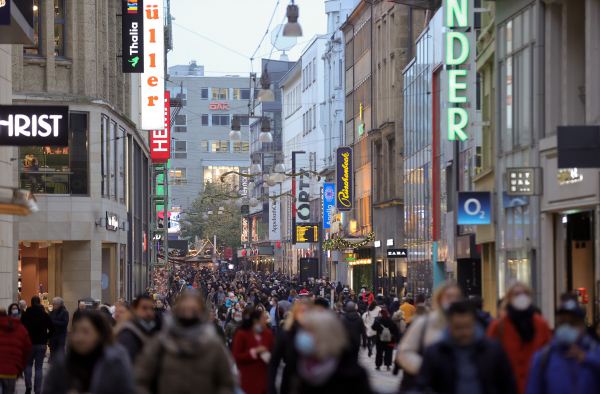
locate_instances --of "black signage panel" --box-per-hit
[294,222,319,243]
[0,0,10,26]
[122,0,144,73]
[106,212,118,231]
[557,126,600,168]
[0,105,69,146]
[387,249,408,258]
[300,258,319,283]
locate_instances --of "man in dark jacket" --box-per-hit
[342,302,366,358]
[413,300,516,394]
[21,296,54,394]
[115,294,156,364]
[71,301,87,326]
[0,307,32,394]
[48,297,69,361]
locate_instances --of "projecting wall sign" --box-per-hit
[0,105,69,146]
[140,0,165,130]
[457,191,492,225]
[122,0,144,73]
[336,147,353,212]
[150,92,170,162]
[323,183,335,229]
[506,168,535,196]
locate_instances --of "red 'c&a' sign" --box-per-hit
[210,103,229,110]
[151,91,170,163]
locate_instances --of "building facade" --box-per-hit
[8,0,151,313]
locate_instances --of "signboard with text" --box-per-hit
[323,183,335,229]
[122,0,144,73]
[506,168,535,196]
[0,105,69,146]
[150,92,170,162]
[457,191,492,225]
[209,103,229,110]
[387,249,408,258]
[336,147,353,212]
[294,223,318,243]
[269,189,280,240]
[140,0,165,130]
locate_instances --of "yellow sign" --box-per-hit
[296,223,318,243]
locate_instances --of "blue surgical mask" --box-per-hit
[234,317,242,323]
[295,331,316,356]
[254,324,263,333]
[12,309,18,316]
[555,324,580,345]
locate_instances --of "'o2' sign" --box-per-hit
[457,191,491,225]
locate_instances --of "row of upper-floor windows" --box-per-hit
[24,0,66,57]
[173,114,251,131]
[172,140,249,154]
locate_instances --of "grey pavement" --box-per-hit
[358,347,402,393]
[15,354,49,394]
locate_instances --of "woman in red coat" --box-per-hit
[487,282,552,394]
[232,308,274,394]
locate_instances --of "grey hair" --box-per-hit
[19,300,27,307]
[53,297,64,307]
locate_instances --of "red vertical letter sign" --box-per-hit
[151,91,170,162]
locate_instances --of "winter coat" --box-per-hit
[342,310,366,354]
[397,311,446,375]
[399,302,415,324]
[49,306,69,337]
[356,299,368,314]
[487,313,552,394]
[42,343,135,394]
[218,304,229,321]
[392,310,407,335]
[372,316,401,344]
[390,300,401,314]
[232,328,275,394]
[115,317,155,364]
[0,316,32,376]
[268,321,299,394]
[224,320,239,345]
[134,316,235,394]
[412,328,516,394]
[21,304,55,345]
[524,336,600,394]
[362,306,381,337]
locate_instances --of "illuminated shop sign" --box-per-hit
[0,105,69,146]
[106,212,119,231]
[295,223,318,243]
[150,92,170,162]
[506,168,535,196]
[209,103,229,110]
[444,0,474,141]
[323,183,335,229]
[336,147,353,212]
[558,168,583,185]
[140,0,164,130]
[241,217,248,242]
[457,191,492,225]
[122,0,144,73]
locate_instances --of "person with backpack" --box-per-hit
[525,299,600,394]
[372,309,400,371]
[487,282,552,394]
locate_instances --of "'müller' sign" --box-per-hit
[140,0,165,131]
[444,0,474,141]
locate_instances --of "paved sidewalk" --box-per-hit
[15,355,50,394]
[358,347,402,393]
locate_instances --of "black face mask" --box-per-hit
[178,316,200,327]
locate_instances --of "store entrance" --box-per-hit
[557,211,596,321]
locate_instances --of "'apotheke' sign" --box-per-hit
[122,0,144,73]
[140,0,165,130]
[443,0,475,141]
[0,105,69,146]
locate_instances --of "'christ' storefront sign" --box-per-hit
[443,0,475,141]
[0,105,69,146]
[140,0,164,130]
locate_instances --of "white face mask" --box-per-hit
[511,294,532,311]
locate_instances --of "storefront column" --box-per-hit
[20,243,40,305]
[62,241,102,315]
[540,212,555,327]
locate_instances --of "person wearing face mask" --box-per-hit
[232,308,275,394]
[225,310,243,348]
[41,311,135,394]
[295,309,373,394]
[115,294,157,364]
[7,303,21,319]
[525,299,600,394]
[135,291,236,394]
[488,282,552,394]
[397,281,462,393]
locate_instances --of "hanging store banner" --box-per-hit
[336,147,353,212]
[442,0,476,141]
[323,183,335,229]
[122,0,144,73]
[0,105,69,146]
[150,92,170,162]
[269,189,280,241]
[241,217,249,243]
[457,191,492,225]
[140,0,164,130]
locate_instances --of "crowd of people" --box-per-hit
[1,265,600,394]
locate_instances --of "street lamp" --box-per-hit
[283,1,303,37]
[259,118,273,143]
[257,68,275,101]
[228,115,242,141]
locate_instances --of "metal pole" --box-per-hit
[291,151,306,277]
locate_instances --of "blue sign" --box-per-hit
[457,191,491,225]
[336,147,353,212]
[323,183,335,229]
[502,192,529,209]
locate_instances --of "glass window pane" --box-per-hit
[54,0,64,18]
[498,25,505,58]
[220,141,229,152]
[520,49,531,146]
[220,89,229,100]
[241,89,250,100]
[54,23,64,56]
[506,20,513,54]
[175,115,186,125]
[71,113,88,195]
[523,10,530,43]
[242,142,249,151]
[201,114,208,126]
[101,117,108,197]
[118,127,125,203]
[212,115,220,126]
[110,122,116,200]
[212,141,218,151]
[233,89,240,100]
[211,88,219,100]
[513,15,522,49]
[506,56,513,151]
[202,141,208,151]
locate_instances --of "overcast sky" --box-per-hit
[168,0,329,75]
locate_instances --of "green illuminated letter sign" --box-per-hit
[447,0,468,27]
[448,108,468,141]
[446,32,469,65]
[449,70,467,103]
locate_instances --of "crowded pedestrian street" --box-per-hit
[2,1,600,394]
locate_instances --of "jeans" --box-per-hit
[25,345,47,393]
[0,379,16,394]
[49,335,66,362]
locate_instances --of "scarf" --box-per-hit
[507,305,536,342]
[66,345,104,393]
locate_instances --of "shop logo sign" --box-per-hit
[209,103,229,110]
[122,0,144,73]
[140,0,164,130]
[457,191,492,225]
[336,147,353,212]
[387,249,408,258]
[323,183,335,229]
[150,92,170,162]
[0,105,69,146]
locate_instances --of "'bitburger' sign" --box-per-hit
[0,105,69,146]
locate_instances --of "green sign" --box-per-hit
[358,123,364,136]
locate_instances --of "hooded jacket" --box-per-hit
[115,314,155,364]
[21,304,56,345]
[362,306,381,337]
[135,315,235,394]
[0,316,32,377]
[42,343,135,394]
[343,310,366,354]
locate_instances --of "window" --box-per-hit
[109,121,116,200]
[233,142,250,152]
[240,116,249,126]
[211,141,230,152]
[313,59,317,82]
[54,0,66,57]
[19,112,89,195]
[313,105,317,129]
[170,167,187,185]
[175,91,187,106]
[201,88,209,100]
[308,109,312,131]
[201,141,209,151]
[308,62,312,85]
[174,114,187,132]
[201,114,209,126]
[212,115,230,126]
[101,116,108,197]
[174,141,187,159]
[211,88,229,100]
[24,0,41,55]
[233,89,250,100]
[339,60,343,86]
[302,113,306,135]
[118,127,126,205]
